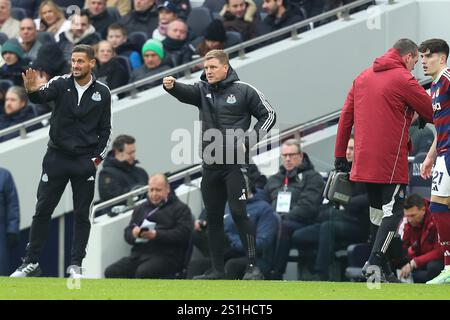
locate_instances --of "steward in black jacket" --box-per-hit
[28,73,112,162]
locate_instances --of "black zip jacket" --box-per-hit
[164,67,276,165]
[124,194,193,265]
[28,74,112,161]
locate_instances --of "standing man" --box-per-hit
[419,38,450,284]
[163,49,276,280]
[10,44,112,278]
[334,39,433,281]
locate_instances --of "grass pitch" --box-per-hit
[0,277,449,300]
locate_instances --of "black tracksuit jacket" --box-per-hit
[28,74,112,161]
[164,67,276,164]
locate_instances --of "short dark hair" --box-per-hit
[108,22,127,36]
[112,135,136,152]
[404,193,425,210]
[72,44,95,60]
[393,38,418,57]
[419,38,449,62]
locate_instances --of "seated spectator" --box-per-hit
[94,40,129,90]
[58,10,101,62]
[264,138,324,280]
[120,0,159,37]
[396,194,444,283]
[0,86,42,142]
[87,0,118,39]
[107,23,142,69]
[152,1,178,41]
[162,19,194,67]
[16,18,42,62]
[35,0,71,42]
[0,0,20,39]
[131,39,170,88]
[0,167,20,276]
[291,136,370,281]
[104,173,193,279]
[220,0,260,41]
[31,42,70,80]
[195,19,228,58]
[188,175,278,280]
[0,40,27,86]
[107,0,132,17]
[258,0,307,43]
[98,134,148,202]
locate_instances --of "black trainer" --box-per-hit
[243,264,264,280]
[362,261,400,283]
[10,261,42,277]
[193,269,226,280]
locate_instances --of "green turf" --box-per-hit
[1,277,449,300]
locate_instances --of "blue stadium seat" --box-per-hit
[0,79,14,93]
[202,0,225,13]
[37,32,55,44]
[187,7,213,38]
[225,31,242,47]
[345,243,371,281]
[408,152,432,198]
[114,55,132,83]
[0,32,8,45]
[128,31,148,52]
[11,7,28,20]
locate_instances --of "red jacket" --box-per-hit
[335,48,433,184]
[401,207,443,269]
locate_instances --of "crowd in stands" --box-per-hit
[0,0,374,143]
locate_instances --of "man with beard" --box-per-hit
[10,44,112,278]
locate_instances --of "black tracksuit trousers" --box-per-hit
[26,148,96,266]
[201,165,257,272]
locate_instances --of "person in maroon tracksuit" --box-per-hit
[398,194,443,283]
[334,39,433,282]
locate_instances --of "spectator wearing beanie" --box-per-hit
[0,40,27,87]
[131,39,170,89]
[196,19,227,57]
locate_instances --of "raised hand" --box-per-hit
[163,76,176,90]
[21,68,42,93]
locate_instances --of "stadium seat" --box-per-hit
[115,55,133,82]
[408,152,431,198]
[174,214,195,279]
[0,32,8,45]
[225,31,243,47]
[202,0,225,13]
[345,243,371,281]
[107,7,121,21]
[128,31,148,52]
[0,79,14,93]
[11,7,28,20]
[187,7,213,38]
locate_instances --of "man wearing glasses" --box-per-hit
[264,139,324,280]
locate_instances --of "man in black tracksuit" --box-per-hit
[10,45,112,278]
[163,49,276,280]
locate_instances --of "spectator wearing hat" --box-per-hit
[0,86,42,142]
[152,0,178,41]
[220,0,260,41]
[131,38,170,89]
[0,40,27,87]
[0,0,20,39]
[120,0,159,37]
[196,19,228,58]
[87,0,118,39]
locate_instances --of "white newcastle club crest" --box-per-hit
[226,94,236,104]
[42,173,48,182]
[91,91,102,102]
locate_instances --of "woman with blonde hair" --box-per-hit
[35,0,70,42]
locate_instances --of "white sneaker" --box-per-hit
[10,262,42,277]
[67,265,84,279]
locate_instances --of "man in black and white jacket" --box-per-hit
[11,44,112,279]
[163,49,276,280]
